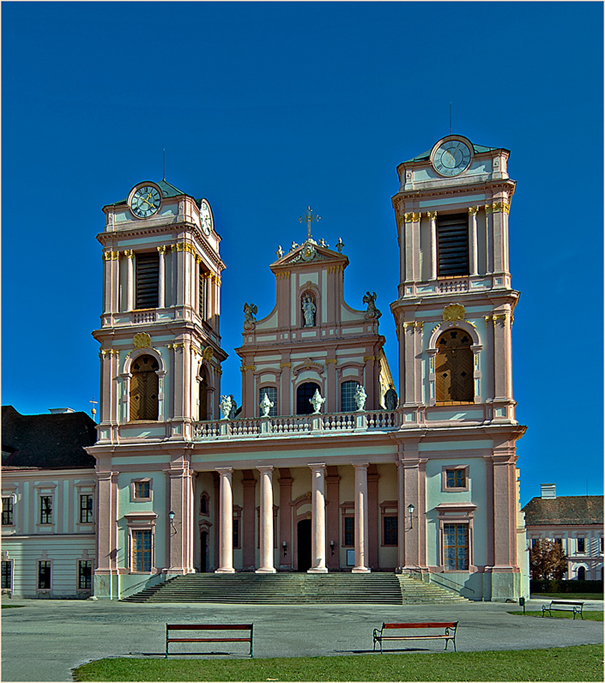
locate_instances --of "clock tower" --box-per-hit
[390,135,527,598]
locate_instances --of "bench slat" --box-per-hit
[166,624,252,630]
[382,622,457,629]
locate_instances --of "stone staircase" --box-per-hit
[397,574,471,604]
[122,572,469,605]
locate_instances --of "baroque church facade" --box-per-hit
[2,135,529,601]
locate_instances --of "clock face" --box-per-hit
[131,185,161,218]
[200,199,213,235]
[432,139,472,177]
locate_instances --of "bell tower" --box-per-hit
[92,179,227,444]
[391,135,518,425]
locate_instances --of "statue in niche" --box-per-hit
[363,291,382,320]
[309,389,326,414]
[384,387,398,411]
[243,303,257,331]
[302,295,316,327]
[354,384,367,412]
[220,394,237,420]
[259,392,274,418]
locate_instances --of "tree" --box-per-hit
[529,539,568,580]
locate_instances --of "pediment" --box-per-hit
[272,238,346,268]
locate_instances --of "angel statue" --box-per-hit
[309,389,326,414]
[363,291,382,320]
[243,303,258,331]
[220,394,237,420]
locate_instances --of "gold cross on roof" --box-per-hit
[298,206,321,239]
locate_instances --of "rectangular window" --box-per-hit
[134,481,150,500]
[1,560,12,589]
[40,496,52,524]
[531,538,539,548]
[577,538,586,553]
[233,518,240,549]
[383,516,398,546]
[135,253,159,309]
[38,561,51,589]
[259,387,278,417]
[446,469,466,488]
[80,495,94,524]
[78,560,92,590]
[344,517,354,547]
[132,530,152,572]
[601,538,604,553]
[437,214,469,277]
[341,381,360,413]
[443,523,469,570]
[2,497,14,525]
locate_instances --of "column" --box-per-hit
[167,460,194,574]
[215,468,235,573]
[468,207,479,276]
[256,466,276,573]
[427,211,437,280]
[352,463,370,573]
[125,250,134,311]
[157,246,166,309]
[308,464,328,573]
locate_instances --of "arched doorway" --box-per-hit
[200,531,208,572]
[577,565,586,581]
[297,519,312,571]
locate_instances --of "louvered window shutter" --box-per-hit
[135,253,160,309]
[437,214,469,277]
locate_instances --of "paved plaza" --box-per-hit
[1,598,603,681]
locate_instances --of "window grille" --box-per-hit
[341,381,360,412]
[80,495,94,524]
[2,497,13,525]
[443,523,469,570]
[259,387,277,417]
[132,530,152,572]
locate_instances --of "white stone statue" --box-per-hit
[243,302,257,331]
[354,384,367,411]
[309,389,325,414]
[276,245,284,258]
[363,291,382,320]
[259,392,274,418]
[220,394,237,420]
[302,295,316,327]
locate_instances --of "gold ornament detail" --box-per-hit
[103,251,120,261]
[485,201,510,214]
[202,346,213,361]
[157,245,167,255]
[124,250,134,259]
[427,211,437,221]
[404,212,421,223]
[468,206,479,216]
[133,333,152,349]
[443,304,466,322]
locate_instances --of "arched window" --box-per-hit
[296,382,320,415]
[577,566,586,581]
[435,329,473,403]
[199,366,208,421]
[341,381,360,412]
[130,355,159,421]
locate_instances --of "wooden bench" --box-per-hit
[165,623,253,657]
[373,622,458,653]
[541,600,584,620]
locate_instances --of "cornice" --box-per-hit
[392,178,517,204]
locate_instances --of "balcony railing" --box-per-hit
[193,410,400,440]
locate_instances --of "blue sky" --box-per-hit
[2,2,603,504]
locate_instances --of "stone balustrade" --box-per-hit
[193,410,400,440]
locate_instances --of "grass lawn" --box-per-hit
[509,610,603,621]
[73,644,604,682]
[531,593,604,600]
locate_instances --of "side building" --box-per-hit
[523,484,604,581]
[1,406,97,598]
